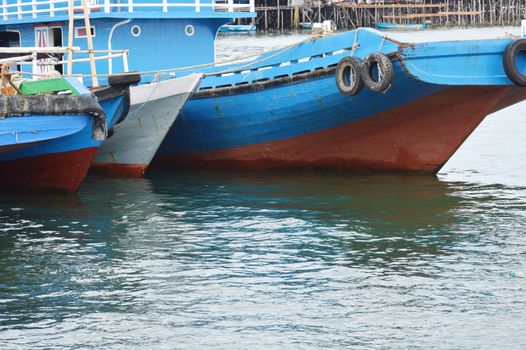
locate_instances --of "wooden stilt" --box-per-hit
[67,0,74,76]
[82,0,98,87]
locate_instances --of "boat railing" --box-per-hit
[0,0,254,21]
[0,46,129,80]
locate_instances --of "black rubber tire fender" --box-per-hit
[361,52,394,93]
[108,72,141,87]
[335,56,364,96]
[503,39,526,87]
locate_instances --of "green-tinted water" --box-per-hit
[1,167,526,349]
[1,28,526,349]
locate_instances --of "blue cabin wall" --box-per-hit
[108,18,228,79]
[3,17,229,85]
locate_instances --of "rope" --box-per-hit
[378,35,387,52]
[128,73,163,114]
[10,33,324,80]
[350,29,361,56]
[0,64,23,95]
[206,34,322,77]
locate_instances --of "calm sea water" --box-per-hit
[1,28,526,349]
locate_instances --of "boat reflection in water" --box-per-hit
[2,171,525,347]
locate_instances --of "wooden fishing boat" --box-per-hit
[152,28,526,173]
[0,0,217,177]
[0,59,134,192]
[91,73,203,176]
[4,1,526,175]
[219,24,256,33]
[374,22,429,30]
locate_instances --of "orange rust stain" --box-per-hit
[90,163,148,177]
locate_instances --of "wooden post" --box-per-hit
[499,0,503,25]
[479,0,483,25]
[294,5,299,29]
[67,0,74,75]
[277,0,280,30]
[446,0,449,26]
[82,0,98,87]
[264,7,268,31]
[458,0,462,25]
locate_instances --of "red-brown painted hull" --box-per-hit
[0,147,98,193]
[89,163,148,177]
[154,85,526,173]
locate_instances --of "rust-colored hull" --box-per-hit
[0,147,98,193]
[90,163,148,177]
[154,85,526,173]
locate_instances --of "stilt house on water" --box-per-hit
[252,0,526,31]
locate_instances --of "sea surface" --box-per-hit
[1,28,526,349]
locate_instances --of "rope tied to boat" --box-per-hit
[1,63,24,96]
[8,33,326,80]
[128,73,163,114]
[350,29,361,56]
[205,33,324,77]
[378,35,387,52]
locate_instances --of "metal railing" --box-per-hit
[0,0,254,21]
[0,46,129,79]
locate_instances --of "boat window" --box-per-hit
[131,25,141,37]
[0,31,20,66]
[75,26,96,39]
[185,25,195,37]
[0,31,20,48]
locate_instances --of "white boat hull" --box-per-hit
[92,73,203,176]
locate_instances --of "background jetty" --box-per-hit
[242,0,526,31]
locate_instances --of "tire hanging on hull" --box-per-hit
[503,39,526,87]
[335,56,364,96]
[362,53,394,93]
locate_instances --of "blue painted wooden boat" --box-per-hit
[0,0,255,83]
[0,76,132,192]
[374,22,429,30]
[3,3,526,174]
[0,0,255,176]
[219,24,256,33]
[150,28,526,173]
[92,73,203,176]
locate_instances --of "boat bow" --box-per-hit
[398,37,518,85]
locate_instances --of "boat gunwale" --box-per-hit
[192,52,401,98]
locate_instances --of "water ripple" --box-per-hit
[0,171,525,349]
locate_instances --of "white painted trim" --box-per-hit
[108,19,131,74]
[184,24,195,36]
[0,0,255,20]
[131,73,203,105]
[131,24,141,37]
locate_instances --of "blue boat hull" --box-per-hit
[374,22,429,30]
[155,69,524,173]
[219,24,256,33]
[0,91,129,192]
[153,29,526,173]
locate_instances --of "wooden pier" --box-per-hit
[249,0,526,31]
